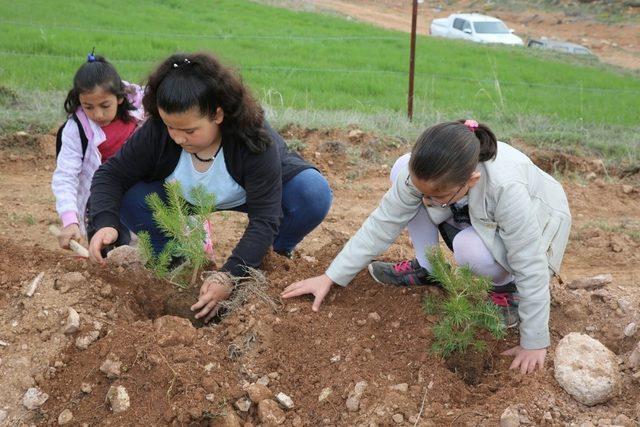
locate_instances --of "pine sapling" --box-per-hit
[137,181,216,288]
[422,247,506,358]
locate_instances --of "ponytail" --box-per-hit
[409,120,498,186]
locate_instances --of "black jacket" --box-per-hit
[88,117,313,276]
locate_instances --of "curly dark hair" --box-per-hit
[63,55,136,122]
[143,52,270,153]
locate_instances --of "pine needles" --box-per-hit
[137,181,216,289]
[422,248,506,358]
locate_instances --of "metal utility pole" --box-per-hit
[407,0,418,121]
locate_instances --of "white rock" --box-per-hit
[75,330,99,350]
[392,413,404,424]
[346,380,367,412]
[205,393,216,402]
[624,322,637,337]
[389,383,408,393]
[330,355,341,363]
[58,408,73,425]
[500,405,520,427]
[554,333,620,406]
[204,362,216,373]
[368,312,381,322]
[234,398,251,412]
[106,245,141,266]
[106,385,130,413]
[618,297,634,314]
[628,342,640,369]
[81,383,92,393]
[63,308,80,334]
[275,392,294,409]
[100,355,122,379]
[318,387,332,402]
[22,387,49,410]
[257,375,270,386]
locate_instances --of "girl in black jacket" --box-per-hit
[87,52,331,322]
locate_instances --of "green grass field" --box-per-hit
[1,0,639,163]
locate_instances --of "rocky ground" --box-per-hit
[0,127,639,426]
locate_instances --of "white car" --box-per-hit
[430,13,524,46]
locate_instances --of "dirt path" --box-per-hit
[1,129,639,425]
[307,0,640,70]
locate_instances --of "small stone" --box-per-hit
[554,333,620,406]
[246,383,272,403]
[346,381,367,412]
[99,284,113,298]
[318,387,332,402]
[391,321,400,328]
[154,316,197,347]
[81,383,93,393]
[58,409,73,425]
[257,399,286,425]
[622,184,634,194]
[356,319,366,326]
[618,298,634,313]
[540,411,553,426]
[106,385,130,413]
[301,255,317,264]
[206,393,216,402]
[585,172,597,180]
[75,330,100,350]
[22,387,49,410]
[106,245,141,265]
[613,414,635,427]
[389,383,409,393]
[275,392,294,409]
[628,342,640,369]
[204,362,217,373]
[0,410,7,424]
[256,375,270,386]
[624,323,637,337]
[392,413,404,424]
[100,354,122,379]
[63,307,80,334]
[234,398,251,412]
[268,372,280,379]
[330,355,341,363]
[347,129,364,142]
[500,405,521,427]
[367,312,381,322]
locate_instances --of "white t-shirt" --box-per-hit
[166,149,246,209]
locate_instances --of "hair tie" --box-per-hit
[87,47,96,63]
[172,58,191,68]
[464,119,479,132]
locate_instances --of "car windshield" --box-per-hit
[473,21,510,34]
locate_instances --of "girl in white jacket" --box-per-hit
[51,53,144,249]
[283,119,571,374]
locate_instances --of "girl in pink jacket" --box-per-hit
[51,52,144,250]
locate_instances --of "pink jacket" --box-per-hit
[51,82,145,235]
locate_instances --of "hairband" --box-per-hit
[464,119,479,132]
[173,58,191,68]
[87,47,96,63]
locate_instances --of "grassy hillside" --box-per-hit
[0,0,638,161]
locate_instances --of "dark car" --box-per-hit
[527,38,594,56]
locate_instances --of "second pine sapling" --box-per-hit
[422,247,506,358]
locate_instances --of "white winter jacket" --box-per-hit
[326,142,571,349]
[51,82,145,235]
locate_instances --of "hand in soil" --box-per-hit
[191,273,233,323]
[281,273,333,312]
[501,345,547,374]
[88,227,118,265]
[58,223,82,250]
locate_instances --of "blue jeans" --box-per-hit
[120,168,332,255]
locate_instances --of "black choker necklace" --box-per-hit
[193,152,215,162]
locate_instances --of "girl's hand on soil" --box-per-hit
[281,274,333,312]
[58,223,82,250]
[88,227,118,265]
[501,345,547,374]
[191,273,233,323]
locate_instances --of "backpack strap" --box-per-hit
[70,113,89,161]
